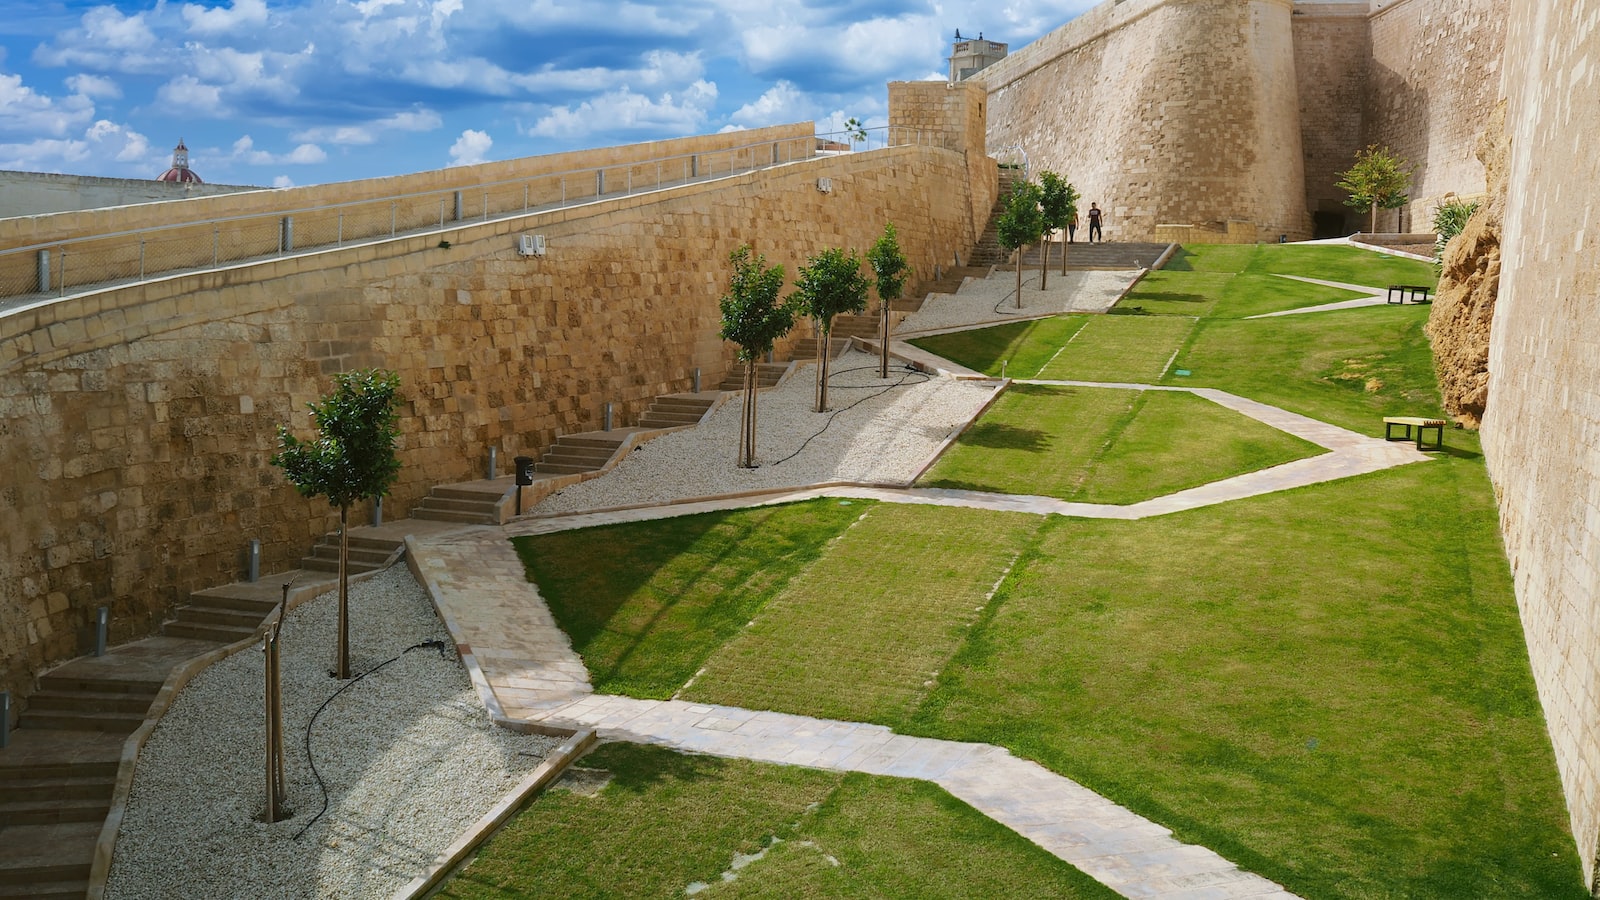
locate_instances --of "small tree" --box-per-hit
[1337,145,1412,234]
[272,368,403,679]
[793,246,871,411]
[845,117,868,148]
[996,181,1045,308]
[1037,171,1079,289]
[718,245,797,467]
[867,222,911,379]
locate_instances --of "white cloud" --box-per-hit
[33,6,167,74]
[727,80,808,128]
[272,174,295,188]
[529,80,717,140]
[156,75,230,116]
[66,74,123,101]
[228,134,326,165]
[292,108,442,145]
[448,128,492,166]
[0,73,96,138]
[0,118,150,173]
[182,0,270,36]
[285,143,328,163]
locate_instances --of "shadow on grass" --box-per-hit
[1135,291,1210,304]
[960,422,1051,452]
[1162,247,1197,271]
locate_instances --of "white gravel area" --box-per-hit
[532,349,999,515]
[896,268,1138,335]
[104,565,560,900]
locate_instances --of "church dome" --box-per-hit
[157,139,204,183]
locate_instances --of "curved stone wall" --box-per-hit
[978,0,1308,242]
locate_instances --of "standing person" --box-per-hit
[1068,211,1079,243]
[1087,202,1104,242]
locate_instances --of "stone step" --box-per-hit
[550,436,624,451]
[410,507,495,524]
[36,674,162,696]
[187,592,279,615]
[19,709,147,733]
[0,774,114,803]
[162,618,258,642]
[638,413,701,428]
[24,689,155,716]
[0,880,88,900]
[427,486,507,503]
[542,446,615,463]
[0,797,109,826]
[172,604,267,629]
[0,758,118,783]
[533,461,598,475]
[651,398,713,413]
[304,543,393,565]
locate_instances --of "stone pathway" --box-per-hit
[1246,274,1419,318]
[402,367,1443,898]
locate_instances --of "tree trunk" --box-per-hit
[1062,230,1070,275]
[816,315,833,412]
[1040,232,1050,290]
[335,504,350,679]
[879,301,890,380]
[1015,248,1024,308]
[1370,205,1378,235]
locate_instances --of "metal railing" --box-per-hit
[0,133,842,307]
[0,127,940,310]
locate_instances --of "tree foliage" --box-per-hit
[1337,145,1412,233]
[996,182,1045,307]
[718,245,797,467]
[867,222,911,379]
[272,367,403,678]
[793,246,870,412]
[1037,171,1080,287]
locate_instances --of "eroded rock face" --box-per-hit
[1426,102,1509,428]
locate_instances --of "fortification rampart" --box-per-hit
[0,82,993,706]
[977,0,1308,243]
[1483,0,1600,881]
[0,171,262,220]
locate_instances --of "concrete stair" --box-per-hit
[637,393,716,429]
[412,482,508,524]
[20,672,162,734]
[1027,240,1171,271]
[535,434,624,475]
[718,361,788,392]
[831,314,880,340]
[299,533,399,574]
[969,169,1027,268]
[787,335,851,363]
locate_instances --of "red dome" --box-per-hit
[157,139,203,183]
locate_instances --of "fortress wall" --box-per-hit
[0,123,814,250]
[978,0,1308,242]
[1483,0,1600,883]
[1362,0,1508,231]
[0,134,989,705]
[1292,3,1370,234]
[0,171,261,220]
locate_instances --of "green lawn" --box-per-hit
[919,384,1323,504]
[1033,314,1196,382]
[437,743,1117,899]
[908,315,1088,378]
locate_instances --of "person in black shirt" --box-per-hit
[1087,202,1104,242]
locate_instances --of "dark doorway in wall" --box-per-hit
[1313,210,1348,239]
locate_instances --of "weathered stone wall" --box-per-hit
[889,80,998,255]
[1482,0,1600,885]
[0,118,991,706]
[1363,0,1508,232]
[0,171,262,220]
[977,0,1308,242]
[1292,2,1371,235]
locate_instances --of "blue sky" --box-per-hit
[0,0,1096,187]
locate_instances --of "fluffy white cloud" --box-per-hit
[33,7,167,74]
[65,74,122,101]
[228,134,326,165]
[182,0,270,36]
[528,80,717,139]
[156,75,230,116]
[727,80,808,128]
[292,108,443,145]
[448,128,492,166]
[0,74,93,138]
[0,118,149,173]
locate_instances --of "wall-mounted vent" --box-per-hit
[518,234,546,256]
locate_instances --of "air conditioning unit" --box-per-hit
[518,234,546,257]
[817,177,833,194]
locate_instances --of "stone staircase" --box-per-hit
[787,335,851,363]
[411,481,510,525]
[969,169,1028,268]
[534,433,625,476]
[717,361,789,392]
[1027,240,1172,271]
[637,393,716,429]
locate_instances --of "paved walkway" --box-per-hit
[404,370,1440,899]
[1247,274,1422,318]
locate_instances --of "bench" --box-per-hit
[1387,284,1431,305]
[1383,415,1446,450]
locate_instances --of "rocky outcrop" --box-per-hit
[1425,101,1510,428]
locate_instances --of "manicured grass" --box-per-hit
[1162,242,1439,289]
[907,457,1586,899]
[511,498,869,698]
[908,315,1088,377]
[1170,303,1444,435]
[1033,314,1196,382]
[436,743,1116,899]
[1116,270,1229,316]
[683,503,1041,724]
[920,384,1323,504]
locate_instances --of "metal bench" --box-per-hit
[1383,415,1445,450]
[1387,284,1431,305]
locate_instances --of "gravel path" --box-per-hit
[104,565,559,900]
[896,268,1138,334]
[532,349,1000,515]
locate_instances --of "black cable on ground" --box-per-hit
[292,638,451,841]
[994,268,1044,316]
[768,363,930,467]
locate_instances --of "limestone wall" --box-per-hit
[1482,0,1600,884]
[977,0,1308,242]
[1292,2,1371,235]
[0,171,262,220]
[1362,0,1508,231]
[0,131,990,706]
